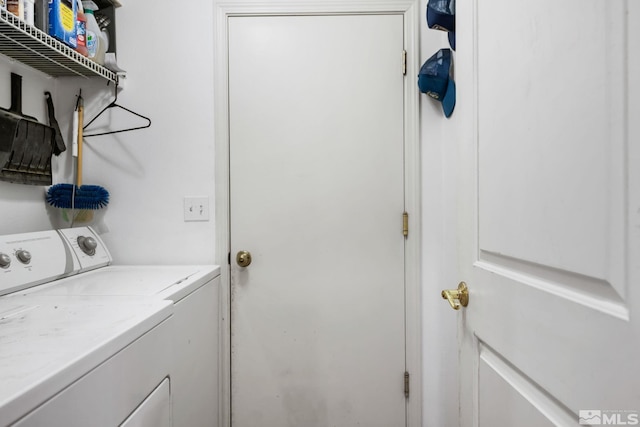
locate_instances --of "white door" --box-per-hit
[454,0,640,425]
[228,14,406,427]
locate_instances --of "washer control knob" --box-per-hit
[0,253,10,268]
[16,250,31,264]
[77,236,97,256]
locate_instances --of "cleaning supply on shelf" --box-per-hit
[95,13,110,52]
[5,0,34,25]
[48,0,77,48]
[46,93,109,219]
[75,0,87,56]
[7,0,22,19]
[82,1,105,64]
[34,0,48,31]
[22,0,34,25]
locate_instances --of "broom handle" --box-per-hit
[77,101,83,187]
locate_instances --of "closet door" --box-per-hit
[229,14,407,427]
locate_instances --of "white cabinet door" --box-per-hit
[229,14,407,427]
[455,0,640,425]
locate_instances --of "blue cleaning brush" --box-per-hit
[46,183,109,209]
[46,93,109,211]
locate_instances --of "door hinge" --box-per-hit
[402,50,407,76]
[403,212,409,238]
[404,371,410,398]
[228,252,231,265]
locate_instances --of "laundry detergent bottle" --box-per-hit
[75,0,88,57]
[82,1,104,64]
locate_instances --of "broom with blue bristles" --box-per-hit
[46,93,109,219]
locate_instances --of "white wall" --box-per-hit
[76,0,217,264]
[0,0,217,264]
[0,1,458,425]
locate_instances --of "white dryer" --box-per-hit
[0,227,174,427]
[0,298,174,427]
[0,227,220,427]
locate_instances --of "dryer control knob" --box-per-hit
[16,250,31,264]
[77,236,97,256]
[0,253,10,268]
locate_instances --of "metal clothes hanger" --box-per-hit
[83,82,152,137]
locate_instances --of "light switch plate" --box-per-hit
[184,197,209,222]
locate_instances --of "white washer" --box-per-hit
[0,293,173,427]
[0,227,220,427]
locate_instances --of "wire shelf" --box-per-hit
[0,9,117,83]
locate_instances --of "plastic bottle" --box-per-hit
[34,0,48,31]
[22,0,34,25]
[75,0,88,57]
[95,13,110,54]
[82,1,105,64]
[6,0,23,19]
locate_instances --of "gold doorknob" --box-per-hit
[441,282,469,310]
[236,251,252,268]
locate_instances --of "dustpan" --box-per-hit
[0,73,55,185]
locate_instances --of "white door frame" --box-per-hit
[213,1,421,426]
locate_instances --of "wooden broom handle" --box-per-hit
[77,103,83,187]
